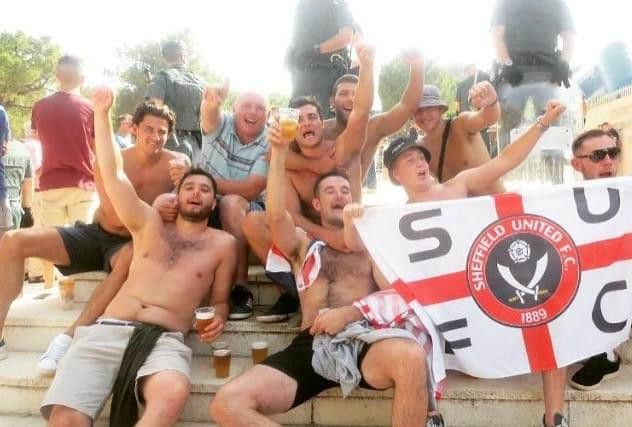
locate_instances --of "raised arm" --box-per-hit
[336,43,374,164]
[200,81,230,135]
[266,123,304,259]
[457,81,501,134]
[369,50,424,141]
[455,100,566,195]
[361,50,424,175]
[92,87,154,232]
[342,203,365,252]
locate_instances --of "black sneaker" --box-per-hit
[0,337,7,360]
[569,352,621,391]
[256,293,299,323]
[426,413,444,427]
[542,412,568,427]
[228,284,254,320]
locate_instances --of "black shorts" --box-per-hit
[261,330,376,408]
[207,199,265,229]
[55,222,131,275]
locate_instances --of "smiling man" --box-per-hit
[567,128,622,392]
[168,84,269,320]
[0,102,187,367]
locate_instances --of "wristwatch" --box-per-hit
[503,59,513,66]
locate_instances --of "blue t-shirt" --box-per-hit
[0,105,10,200]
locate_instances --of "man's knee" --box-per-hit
[144,374,190,417]
[219,195,249,224]
[211,381,252,422]
[242,211,266,239]
[48,405,90,427]
[0,230,25,257]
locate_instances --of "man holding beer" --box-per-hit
[211,106,430,427]
[168,86,269,321]
[241,41,375,323]
[41,86,235,426]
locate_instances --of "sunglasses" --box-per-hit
[576,147,621,162]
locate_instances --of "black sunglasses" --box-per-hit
[576,147,621,162]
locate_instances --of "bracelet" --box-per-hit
[535,116,549,130]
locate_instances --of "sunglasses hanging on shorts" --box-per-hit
[576,147,621,162]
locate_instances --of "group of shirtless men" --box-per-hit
[0,42,581,427]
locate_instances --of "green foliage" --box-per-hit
[268,92,290,108]
[112,29,221,118]
[0,31,61,137]
[378,56,460,117]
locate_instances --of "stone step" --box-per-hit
[68,267,279,306]
[2,351,632,426]
[0,416,219,427]
[4,294,299,357]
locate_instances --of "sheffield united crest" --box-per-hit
[467,214,580,327]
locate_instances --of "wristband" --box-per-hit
[535,116,550,130]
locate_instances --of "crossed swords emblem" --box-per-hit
[497,252,549,305]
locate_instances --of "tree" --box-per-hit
[378,56,460,116]
[113,30,222,117]
[0,32,61,137]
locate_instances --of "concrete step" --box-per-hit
[2,351,632,426]
[0,415,221,427]
[67,267,280,306]
[4,294,299,357]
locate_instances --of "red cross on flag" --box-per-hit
[354,177,632,378]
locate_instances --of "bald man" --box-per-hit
[168,85,268,320]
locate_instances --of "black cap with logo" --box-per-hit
[383,129,431,171]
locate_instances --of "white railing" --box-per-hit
[589,85,632,107]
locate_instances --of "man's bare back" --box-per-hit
[94,147,185,235]
[103,218,235,333]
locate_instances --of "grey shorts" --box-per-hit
[40,321,192,421]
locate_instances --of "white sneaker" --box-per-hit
[0,337,7,360]
[37,333,72,376]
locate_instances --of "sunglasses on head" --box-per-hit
[576,147,621,162]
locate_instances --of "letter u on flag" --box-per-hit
[354,177,632,378]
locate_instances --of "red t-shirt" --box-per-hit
[31,92,95,191]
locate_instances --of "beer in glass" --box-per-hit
[251,341,269,364]
[195,307,215,335]
[214,349,231,378]
[279,108,299,141]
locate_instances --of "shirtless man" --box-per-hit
[413,82,505,195]
[40,87,235,427]
[240,43,374,322]
[286,49,424,183]
[342,100,568,427]
[210,120,429,427]
[0,102,187,371]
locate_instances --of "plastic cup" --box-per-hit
[214,349,231,378]
[195,307,215,335]
[279,108,299,140]
[59,278,75,309]
[251,341,269,364]
[211,341,229,369]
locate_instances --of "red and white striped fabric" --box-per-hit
[354,177,632,379]
[265,241,326,292]
[353,287,446,397]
